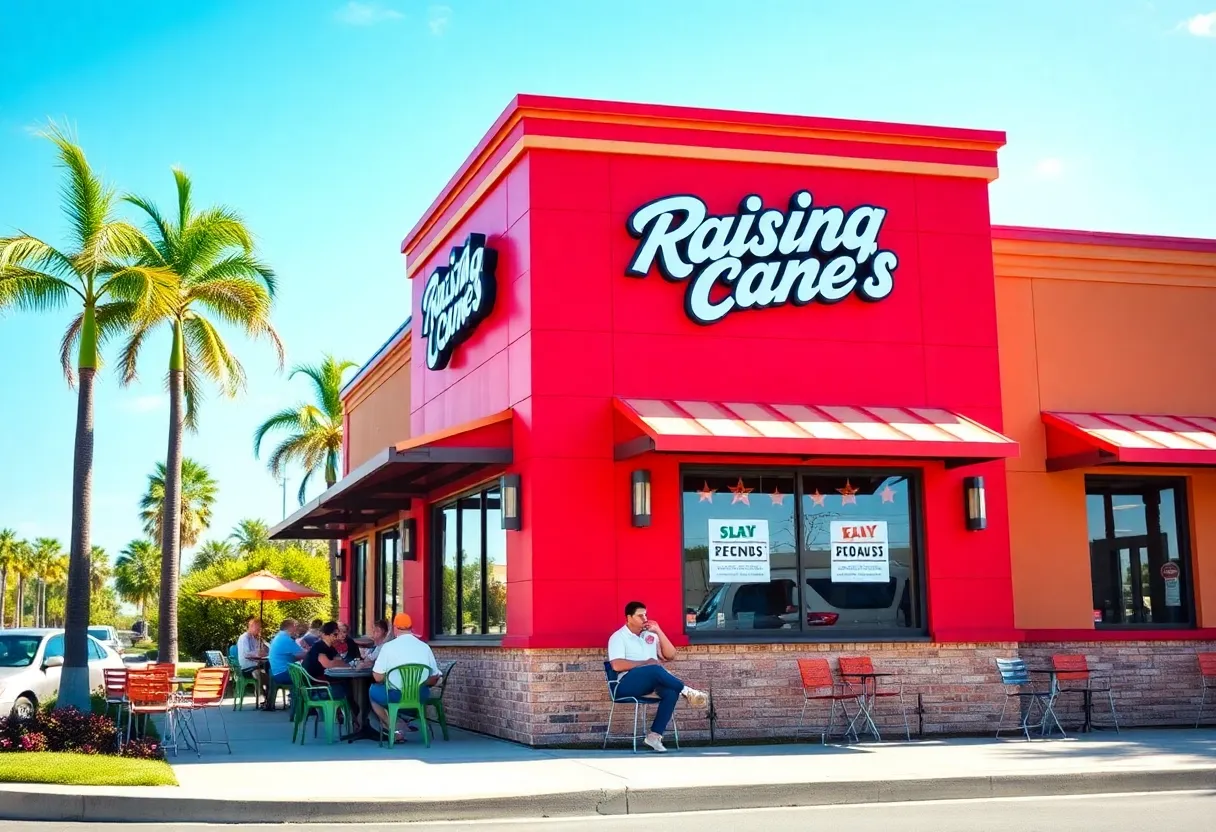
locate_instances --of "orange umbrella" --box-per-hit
[198,569,324,621]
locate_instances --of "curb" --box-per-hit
[2,767,1214,824]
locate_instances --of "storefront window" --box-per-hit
[683,468,922,638]
[433,485,507,637]
[350,538,368,633]
[1087,476,1192,627]
[376,528,400,622]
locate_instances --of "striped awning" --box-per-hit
[1043,411,1216,470]
[614,399,1017,467]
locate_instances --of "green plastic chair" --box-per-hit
[227,656,258,711]
[426,661,456,741]
[381,663,432,749]
[287,663,351,744]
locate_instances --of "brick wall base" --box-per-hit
[431,640,1215,747]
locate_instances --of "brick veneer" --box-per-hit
[432,640,1216,746]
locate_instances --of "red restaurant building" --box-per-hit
[271,95,1216,745]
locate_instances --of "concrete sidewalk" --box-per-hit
[1,700,1214,824]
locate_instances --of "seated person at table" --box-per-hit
[607,600,708,753]
[369,613,440,742]
[267,618,306,707]
[303,621,359,730]
[297,618,323,649]
[236,616,268,699]
[334,622,360,663]
[361,618,390,666]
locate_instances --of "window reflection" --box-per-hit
[434,484,508,637]
[682,469,921,635]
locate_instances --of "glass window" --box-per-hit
[88,639,105,660]
[350,539,368,634]
[683,468,922,637]
[1087,476,1192,627]
[433,484,508,637]
[376,529,401,622]
[44,635,64,659]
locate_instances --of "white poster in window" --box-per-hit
[830,521,890,583]
[1162,562,1181,607]
[708,519,770,583]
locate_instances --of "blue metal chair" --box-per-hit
[994,658,1064,740]
[602,661,680,752]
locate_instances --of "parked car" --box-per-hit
[87,625,124,655]
[690,565,913,631]
[0,628,124,718]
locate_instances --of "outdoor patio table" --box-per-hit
[325,665,378,742]
[841,672,892,742]
[1026,667,1075,735]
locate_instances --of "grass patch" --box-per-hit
[0,752,177,786]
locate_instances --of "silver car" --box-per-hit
[0,628,124,718]
[88,625,124,656]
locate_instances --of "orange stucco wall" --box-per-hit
[345,334,412,471]
[994,234,1216,629]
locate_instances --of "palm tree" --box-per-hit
[89,545,111,594]
[30,538,64,628]
[254,354,356,611]
[42,554,69,627]
[191,539,235,572]
[229,518,270,554]
[0,126,174,709]
[140,458,218,551]
[114,540,161,623]
[0,530,19,628]
[11,540,34,628]
[122,170,281,665]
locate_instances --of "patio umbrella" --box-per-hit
[198,569,324,622]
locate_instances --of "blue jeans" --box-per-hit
[370,682,431,707]
[614,665,684,735]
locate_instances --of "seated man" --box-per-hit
[302,621,358,730]
[608,600,707,753]
[369,613,440,742]
[296,618,323,650]
[266,618,305,710]
[236,615,268,700]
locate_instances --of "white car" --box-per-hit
[88,625,124,656]
[0,628,124,718]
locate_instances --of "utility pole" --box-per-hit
[280,474,287,520]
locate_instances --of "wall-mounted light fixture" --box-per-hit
[335,547,346,581]
[631,470,652,528]
[501,473,522,531]
[964,476,987,531]
[400,518,417,561]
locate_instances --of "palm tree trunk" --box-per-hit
[14,577,22,627]
[158,325,185,665]
[59,364,96,711]
[0,568,7,629]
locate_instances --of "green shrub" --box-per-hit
[177,545,330,660]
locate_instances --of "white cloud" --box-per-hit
[121,394,167,413]
[1183,11,1216,36]
[1033,157,1065,179]
[334,2,403,26]
[428,4,452,35]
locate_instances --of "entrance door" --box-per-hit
[1090,536,1153,624]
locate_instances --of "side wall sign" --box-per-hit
[625,191,898,325]
[419,233,498,371]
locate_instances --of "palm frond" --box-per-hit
[186,276,270,329]
[181,348,205,432]
[183,314,246,396]
[296,467,314,505]
[173,167,193,234]
[40,123,112,255]
[116,315,156,386]
[289,355,357,424]
[252,406,310,457]
[61,301,138,386]
[122,193,176,266]
[0,234,79,281]
[266,431,327,482]
[0,267,76,314]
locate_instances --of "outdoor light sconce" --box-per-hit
[964,476,987,531]
[400,518,417,561]
[335,547,346,582]
[501,473,522,531]
[631,469,652,528]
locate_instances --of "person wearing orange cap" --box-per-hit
[369,612,441,742]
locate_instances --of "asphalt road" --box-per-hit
[3,791,1213,830]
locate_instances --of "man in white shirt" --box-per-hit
[369,612,441,741]
[236,616,267,700]
[608,600,707,753]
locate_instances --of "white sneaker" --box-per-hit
[682,687,708,708]
[643,733,667,753]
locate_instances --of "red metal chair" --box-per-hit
[1195,653,1216,727]
[838,656,911,741]
[102,668,129,747]
[796,658,855,744]
[126,669,178,754]
[1051,654,1119,732]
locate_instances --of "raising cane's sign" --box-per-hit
[419,233,498,371]
[625,191,898,325]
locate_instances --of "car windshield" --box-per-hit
[0,635,43,668]
[88,628,111,641]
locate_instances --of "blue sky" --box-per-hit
[1,0,1213,568]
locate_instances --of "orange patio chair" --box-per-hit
[102,668,129,747]
[126,669,179,755]
[174,666,232,756]
[1195,652,1216,727]
[1051,654,1119,732]
[796,658,855,744]
[838,656,911,741]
